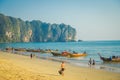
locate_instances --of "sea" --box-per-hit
[0,41,120,73]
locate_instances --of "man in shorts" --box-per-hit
[58,61,65,76]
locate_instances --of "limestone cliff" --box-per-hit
[0,13,76,42]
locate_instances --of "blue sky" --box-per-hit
[0,0,120,41]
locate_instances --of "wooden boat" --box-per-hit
[6,48,13,51]
[61,51,70,56]
[51,51,70,57]
[26,49,41,52]
[14,48,26,52]
[112,58,120,62]
[40,49,51,53]
[51,52,62,56]
[51,51,87,58]
[69,53,87,57]
[98,53,120,62]
[31,49,41,52]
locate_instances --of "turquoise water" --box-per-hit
[0,41,120,72]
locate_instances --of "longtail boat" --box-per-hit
[69,53,87,57]
[51,52,62,56]
[98,53,120,62]
[51,51,87,58]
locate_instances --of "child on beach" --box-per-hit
[58,61,65,76]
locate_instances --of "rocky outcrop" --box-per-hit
[0,13,76,42]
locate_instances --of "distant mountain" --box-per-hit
[0,13,76,42]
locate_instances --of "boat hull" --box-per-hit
[98,53,120,62]
[51,52,62,56]
[69,53,87,57]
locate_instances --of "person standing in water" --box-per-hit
[88,58,92,67]
[58,61,65,76]
[92,59,95,65]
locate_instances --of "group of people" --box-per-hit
[88,58,95,66]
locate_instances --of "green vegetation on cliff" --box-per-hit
[0,13,76,42]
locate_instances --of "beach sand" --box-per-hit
[0,51,120,80]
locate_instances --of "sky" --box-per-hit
[0,0,120,41]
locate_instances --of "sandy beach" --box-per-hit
[0,51,120,80]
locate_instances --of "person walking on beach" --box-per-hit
[58,61,65,76]
[30,53,33,59]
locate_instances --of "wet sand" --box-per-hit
[0,51,120,80]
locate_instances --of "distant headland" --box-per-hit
[0,13,76,43]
